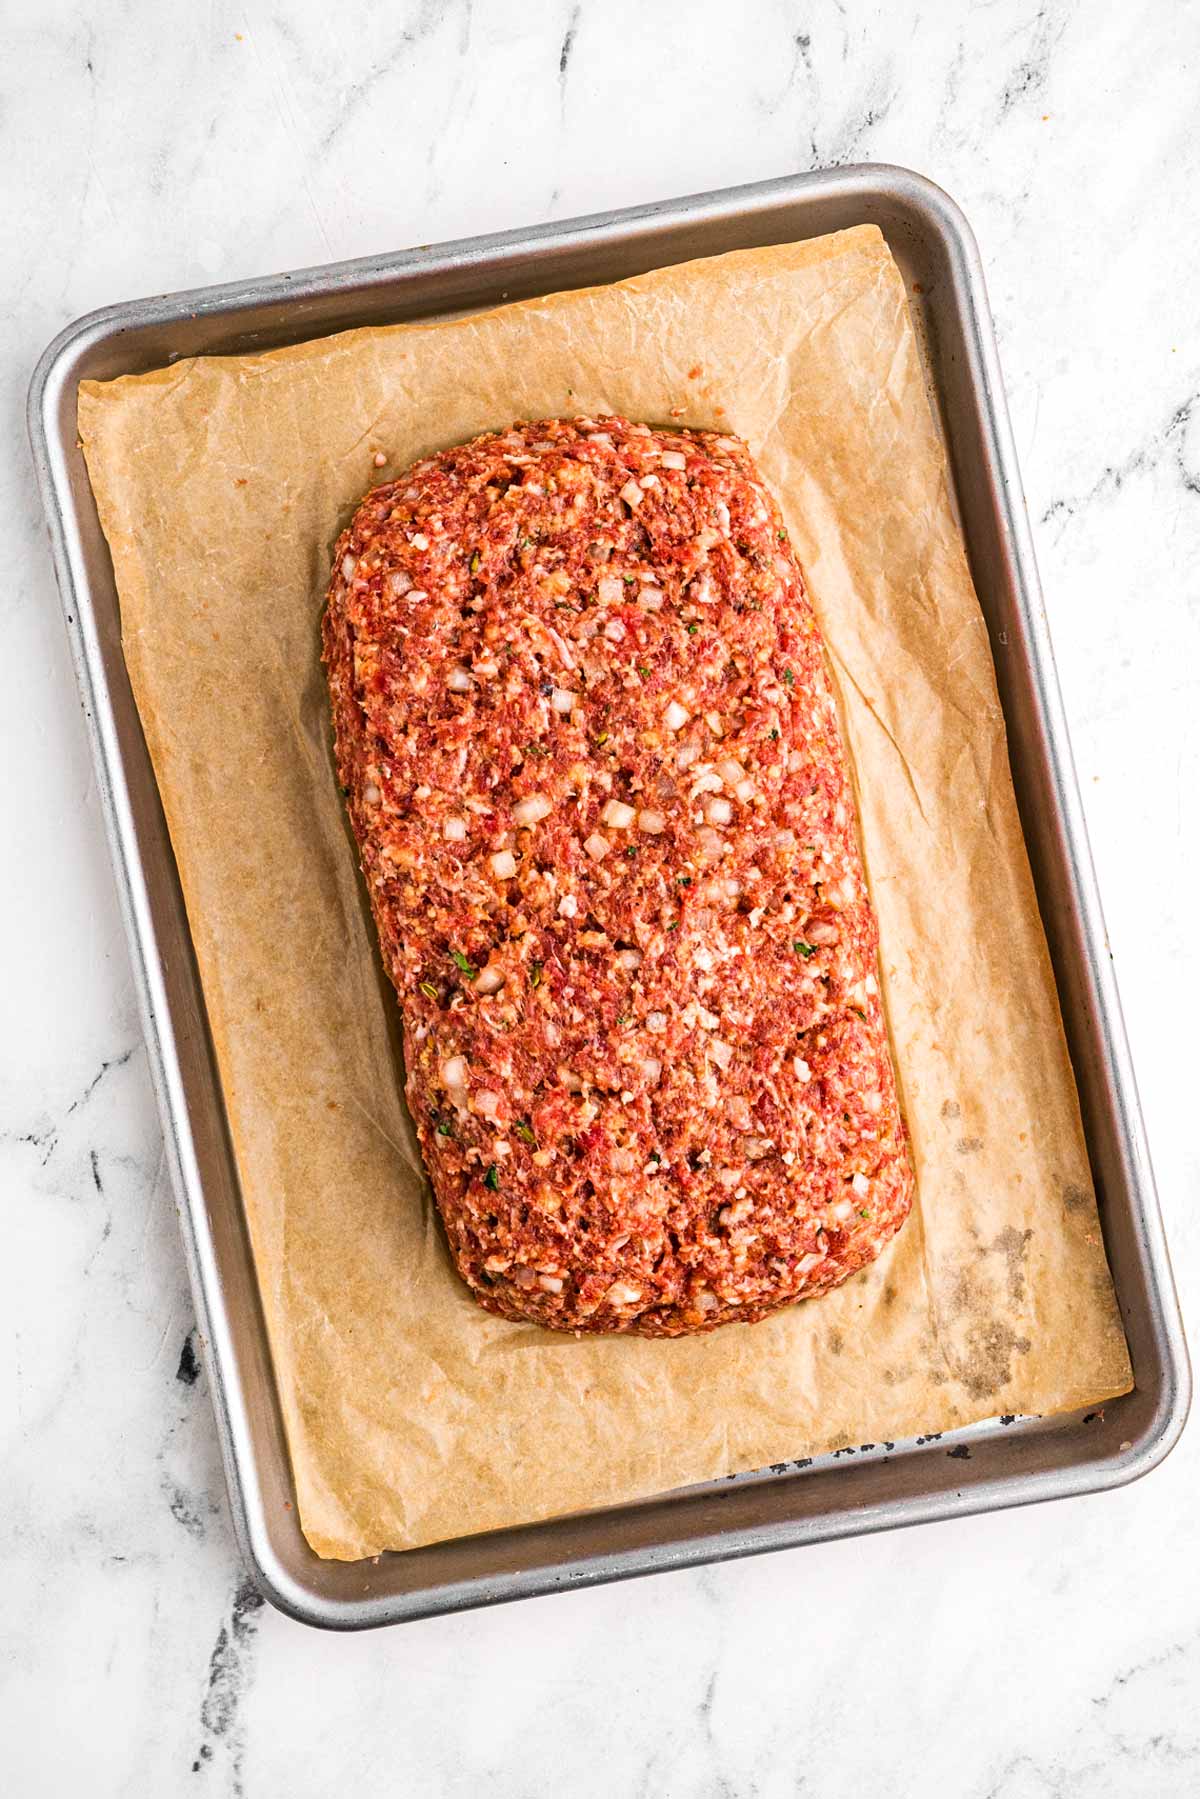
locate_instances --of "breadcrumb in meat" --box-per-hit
[322,416,913,1336]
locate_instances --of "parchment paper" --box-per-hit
[78,225,1131,1559]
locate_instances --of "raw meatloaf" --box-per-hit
[323,416,913,1336]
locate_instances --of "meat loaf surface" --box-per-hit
[322,416,913,1336]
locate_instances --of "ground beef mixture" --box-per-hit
[323,416,913,1336]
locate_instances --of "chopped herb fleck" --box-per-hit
[777,527,787,541]
[418,981,439,1001]
[514,1121,537,1147]
[616,1013,630,1027]
[596,731,610,746]
[529,962,543,989]
[852,1006,867,1021]
[470,550,481,574]
[676,874,692,886]
[483,1164,500,1191]
[649,1150,662,1164]
[858,1207,872,1219]
[794,940,816,958]
[638,665,651,679]
[623,574,635,585]
[451,948,478,979]
[782,667,795,687]
[686,623,699,635]
[769,727,779,741]
[436,1119,453,1138]
[666,920,679,932]
[625,845,637,857]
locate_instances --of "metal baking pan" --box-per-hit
[29,165,1189,1630]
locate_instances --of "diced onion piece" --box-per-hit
[639,586,663,610]
[863,1089,884,1115]
[547,626,575,670]
[773,829,796,851]
[745,1136,771,1160]
[691,771,723,798]
[443,816,467,841]
[646,1011,668,1032]
[537,1274,563,1293]
[637,808,666,834]
[605,1281,642,1305]
[584,831,611,862]
[639,1057,662,1083]
[705,711,724,737]
[474,659,499,678]
[558,1066,584,1091]
[697,1006,719,1030]
[489,850,518,879]
[664,699,690,732]
[362,782,381,805]
[852,1171,871,1198]
[695,1288,719,1312]
[617,948,643,971]
[720,878,741,901]
[676,741,700,769]
[797,1251,824,1274]
[717,757,746,787]
[474,1089,501,1117]
[513,793,552,828]
[807,920,839,946]
[386,569,412,597]
[601,799,636,829]
[794,1057,812,1082]
[833,1197,855,1224]
[557,893,578,918]
[446,666,473,692]
[735,778,756,804]
[620,480,643,509]
[441,1056,468,1090]
[705,796,733,826]
[696,825,724,859]
[598,574,624,605]
[341,554,357,580]
[550,687,576,713]
[726,1095,752,1131]
[611,1148,637,1173]
[710,1037,733,1070]
[660,450,687,469]
[475,965,505,996]
[603,617,626,642]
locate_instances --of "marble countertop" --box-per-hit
[3,2,1198,1793]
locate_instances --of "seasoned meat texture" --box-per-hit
[323,416,913,1336]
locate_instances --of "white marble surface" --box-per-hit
[3,1,1199,1792]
